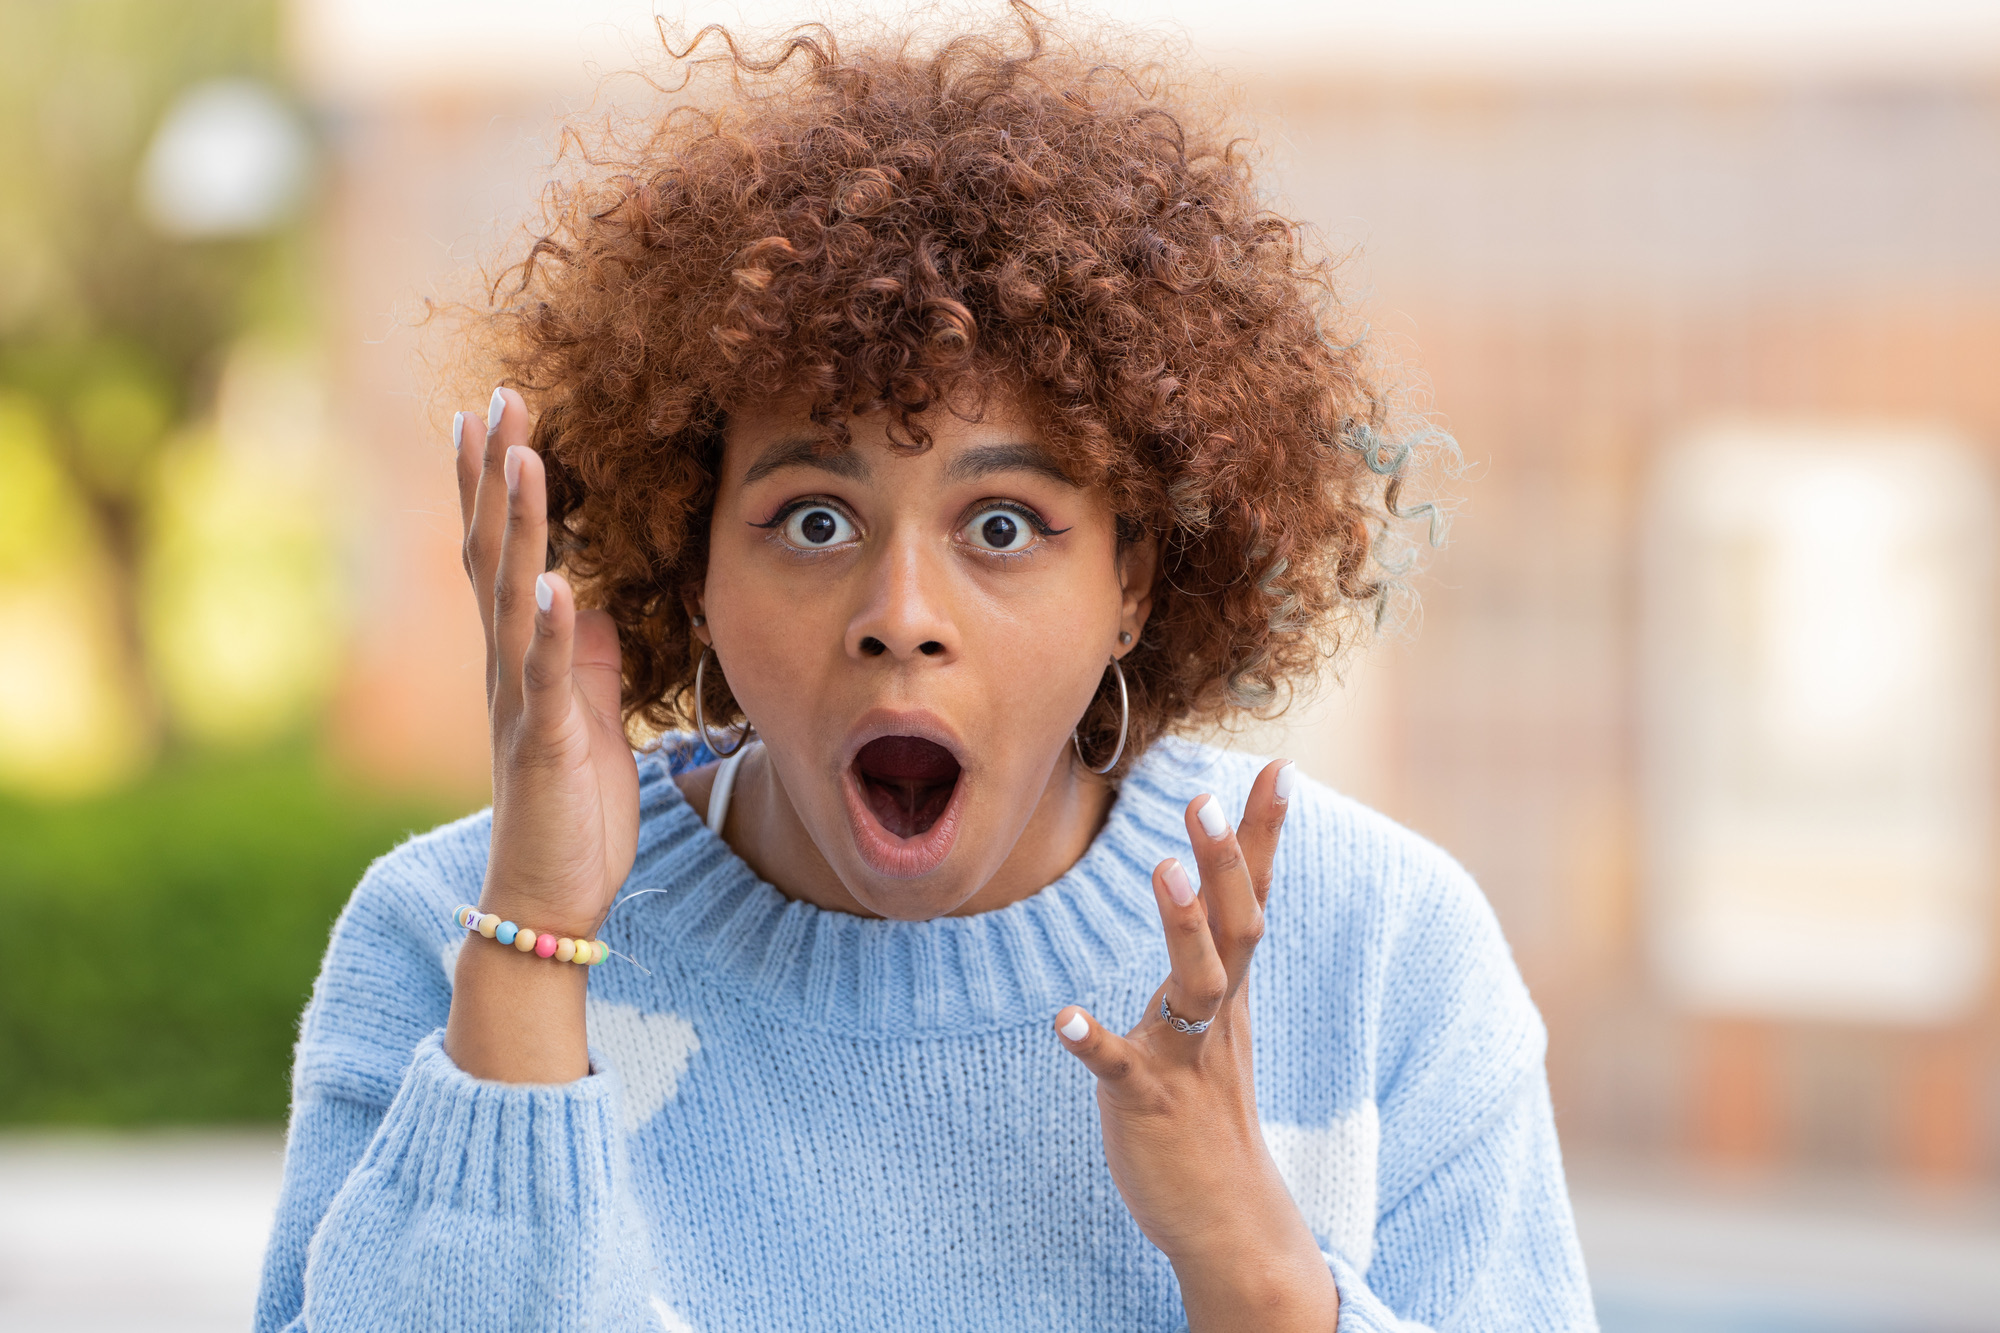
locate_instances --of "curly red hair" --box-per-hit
[473,7,1429,772]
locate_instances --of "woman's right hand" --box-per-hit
[443,387,642,1082]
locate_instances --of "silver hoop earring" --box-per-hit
[1073,658,1129,776]
[693,646,753,757]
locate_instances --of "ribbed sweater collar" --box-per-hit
[607,739,1227,1038]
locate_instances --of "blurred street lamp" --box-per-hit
[138,77,310,240]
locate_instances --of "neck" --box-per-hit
[723,744,1116,918]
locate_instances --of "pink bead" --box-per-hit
[534,933,558,958]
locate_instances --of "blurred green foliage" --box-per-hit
[0,0,311,747]
[0,0,301,389]
[0,1,412,1125]
[0,743,459,1124]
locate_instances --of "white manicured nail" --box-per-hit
[452,411,465,452]
[1162,858,1195,906]
[535,573,553,613]
[1060,1012,1089,1042]
[1195,795,1229,839]
[1275,761,1296,803]
[487,387,505,431]
[504,445,523,494]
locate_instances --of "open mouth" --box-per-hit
[852,736,963,838]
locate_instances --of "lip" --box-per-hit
[839,709,968,879]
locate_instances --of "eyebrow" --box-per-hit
[741,436,872,485]
[942,443,1080,488]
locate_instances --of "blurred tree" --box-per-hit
[0,0,308,746]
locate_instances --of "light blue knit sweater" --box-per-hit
[255,738,1595,1331]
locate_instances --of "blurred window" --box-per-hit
[1642,425,1995,1024]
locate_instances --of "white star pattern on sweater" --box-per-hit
[650,1294,698,1332]
[1261,1101,1381,1272]
[587,999,703,1134]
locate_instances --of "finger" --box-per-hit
[1185,791,1264,985]
[465,387,527,700]
[1053,1006,1142,1085]
[520,569,575,735]
[1151,856,1227,1052]
[451,409,479,533]
[1234,759,1295,910]
[492,438,550,714]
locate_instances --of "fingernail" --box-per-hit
[504,445,522,494]
[1195,795,1229,840]
[1059,1012,1089,1041]
[1162,858,1195,906]
[1275,761,1296,803]
[487,387,505,431]
[535,573,553,614]
[452,411,465,452]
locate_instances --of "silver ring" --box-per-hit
[1159,994,1212,1035]
[693,646,752,757]
[1072,657,1129,776]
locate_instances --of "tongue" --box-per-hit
[854,736,960,838]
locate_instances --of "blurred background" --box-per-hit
[2,1,1997,1329]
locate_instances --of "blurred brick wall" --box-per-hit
[1266,76,2000,1182]
[319,94,558,800]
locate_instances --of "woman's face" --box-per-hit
[696,395,1153,920]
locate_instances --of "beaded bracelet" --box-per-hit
[453,904,608,965]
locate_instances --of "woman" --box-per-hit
[257,14,1595,1331]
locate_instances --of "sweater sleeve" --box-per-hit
[1323,1068,1593,1331]
[252,818,669,1331]
[1319,844,1598,1331]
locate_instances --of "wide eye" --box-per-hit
[961,506,1037,553]
[781,505,856,549]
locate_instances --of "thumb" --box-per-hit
[1054,1005,1140,1085]
[571,605,625,723]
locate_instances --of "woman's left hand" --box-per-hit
[1056,759,1339,1332]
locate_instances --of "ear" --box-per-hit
[1113,531,1158,659]
[681,585,712,647]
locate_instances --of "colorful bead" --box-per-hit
[446,906,610,968]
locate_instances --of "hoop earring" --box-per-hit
[1073,658,1129,776]
[693,646,753,757]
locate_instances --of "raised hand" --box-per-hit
[1055,760,1339,1330]
[442,388,642,1082]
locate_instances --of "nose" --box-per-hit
[844,536,958,663]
